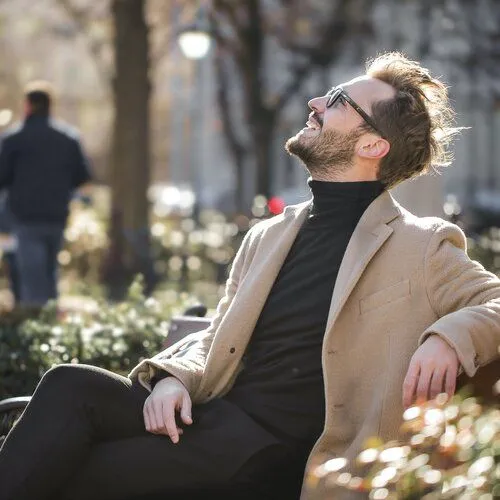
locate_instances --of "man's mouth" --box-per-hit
[305,113,322,131]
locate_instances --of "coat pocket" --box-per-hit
[359,279,411,315]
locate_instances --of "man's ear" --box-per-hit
[358,137,390,160]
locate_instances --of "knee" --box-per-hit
[39,364,92,395]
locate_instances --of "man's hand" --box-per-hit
[143,376,193,443]
[403,335,460,409]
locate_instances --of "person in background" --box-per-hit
[0,190,20,306]
[0,80,93,308]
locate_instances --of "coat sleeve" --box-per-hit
[128,228,254,394]
[71,137,92,188]
[419,221,500,377]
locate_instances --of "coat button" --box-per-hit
[229,347,236,354]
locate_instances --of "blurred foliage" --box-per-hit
[47,194,273,308]
[308,383,500,499]
[467,228,500,278]
[0,275,196,399]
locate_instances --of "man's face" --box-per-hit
[285,76,394,176]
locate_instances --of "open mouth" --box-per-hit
[305,113,322,131]
[305,120,320,131]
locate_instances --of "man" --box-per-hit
[1,52,499,500]
[0,81,92,308]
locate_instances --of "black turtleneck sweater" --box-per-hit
[225,180,385,453]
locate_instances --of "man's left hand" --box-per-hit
[402,335,460,409]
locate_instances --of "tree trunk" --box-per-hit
[101,0,156,300]
[253,110,276,198]
[214,49,247,213]
[240,0,276,199]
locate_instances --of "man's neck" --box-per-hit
[25,112,50,120]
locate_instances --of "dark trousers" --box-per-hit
[0,364,303,500]
[14,223,65,307]
[1,251,20,303]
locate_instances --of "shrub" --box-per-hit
[308,383,500,499]
[0,276,196,399]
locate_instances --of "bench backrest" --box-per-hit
[165,315,212,348]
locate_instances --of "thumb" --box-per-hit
[180,395,193,425]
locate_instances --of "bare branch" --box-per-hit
[214,47,247,210]
[54,0,112,87]
[274,0,366,110]
[207,8,243,59]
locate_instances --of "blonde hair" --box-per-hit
[365,52,462,188]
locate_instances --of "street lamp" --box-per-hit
[176,6,213,223]
[177,2,212,60]
[178,27,211,60]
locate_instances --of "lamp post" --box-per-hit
[177,7,212,224]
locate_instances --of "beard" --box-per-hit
[285,127,362,177]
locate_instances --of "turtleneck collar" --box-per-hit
[308,179,384,213]
[306,178,385,228]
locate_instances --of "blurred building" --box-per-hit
[165,0,500,221]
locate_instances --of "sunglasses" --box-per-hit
[326,87,386,139]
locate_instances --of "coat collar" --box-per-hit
[325,190,401,333]
[282,188,400,232]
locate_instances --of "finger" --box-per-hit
[403,362,420,408]
[429,368,446,401]
[154,402,167,433]
[444,365,457,399]
[180,395,193,425]
[147,403,160,433]
[143,401,151,432]
[416,366,433,404]
[163,402,179,444]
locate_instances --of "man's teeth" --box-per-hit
[306,121,320,130]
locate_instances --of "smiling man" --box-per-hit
[1,52,500,500]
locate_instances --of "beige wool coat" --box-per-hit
[129,191,500,498]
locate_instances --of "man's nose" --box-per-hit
[308,95,326,112]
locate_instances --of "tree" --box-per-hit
[209,0,375,206]
[100,0,155,300]
[55,0,156,299]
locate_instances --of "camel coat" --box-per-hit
[129,191,500,498]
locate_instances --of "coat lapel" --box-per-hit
[195,201,311,398]
[325,191,401,333]
[227,201,311,340]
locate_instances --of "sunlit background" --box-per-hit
[0,0,499,310]
[0,4,499,496]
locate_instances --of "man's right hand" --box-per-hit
[143,376,193,443]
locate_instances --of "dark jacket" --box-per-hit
[0,115,92,224]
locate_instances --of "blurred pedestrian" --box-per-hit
[0,190,20,305]
[0,80,93,308]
